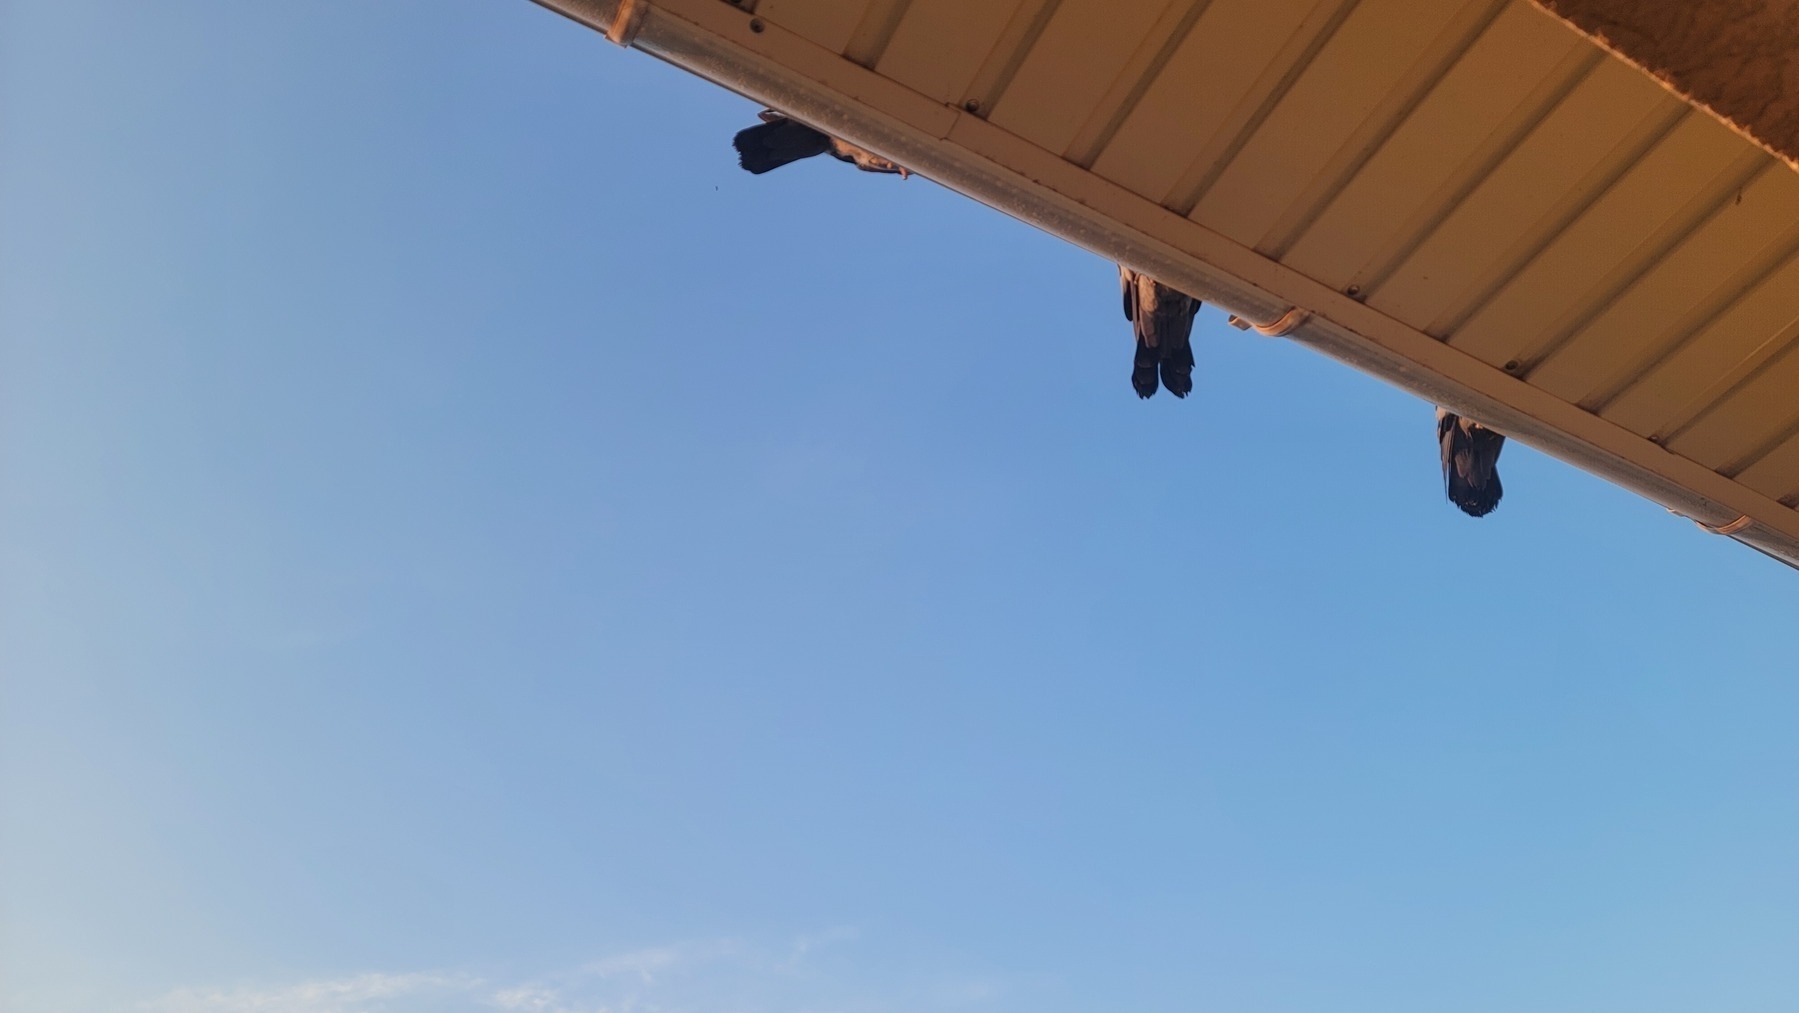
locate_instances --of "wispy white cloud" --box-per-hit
[485,982,572,1013]
[779,925,859,971]
[142,971,479,1013]
[134,931,1003,1013]
[582,940,732,984]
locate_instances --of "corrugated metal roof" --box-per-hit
[536,0,1799,567]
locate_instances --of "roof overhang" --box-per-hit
[533,0,1799,568]
[1531,0,1799,173]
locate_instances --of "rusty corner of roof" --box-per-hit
[1528,0,1799,175]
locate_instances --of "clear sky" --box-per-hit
[3,3,1797,1012]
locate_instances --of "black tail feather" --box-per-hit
[1447,467,1503,517]
[733,119,832,174]
[1160,339,1194,398]
[1132,340,1160,398]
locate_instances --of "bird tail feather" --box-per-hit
[1447,465,1503,517]
[1132,339,1160,398]
[733,120,832,174]
[1160,340,1194,398]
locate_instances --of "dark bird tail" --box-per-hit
[1437,409,1505,517]
[1132,338,1160,398]
[1159,342,1194,398]
[733,117,832,174]
[1159,307,1198,398]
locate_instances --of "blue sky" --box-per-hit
[3,2,1797,1011]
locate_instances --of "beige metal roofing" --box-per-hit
[537,0,1799,567]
